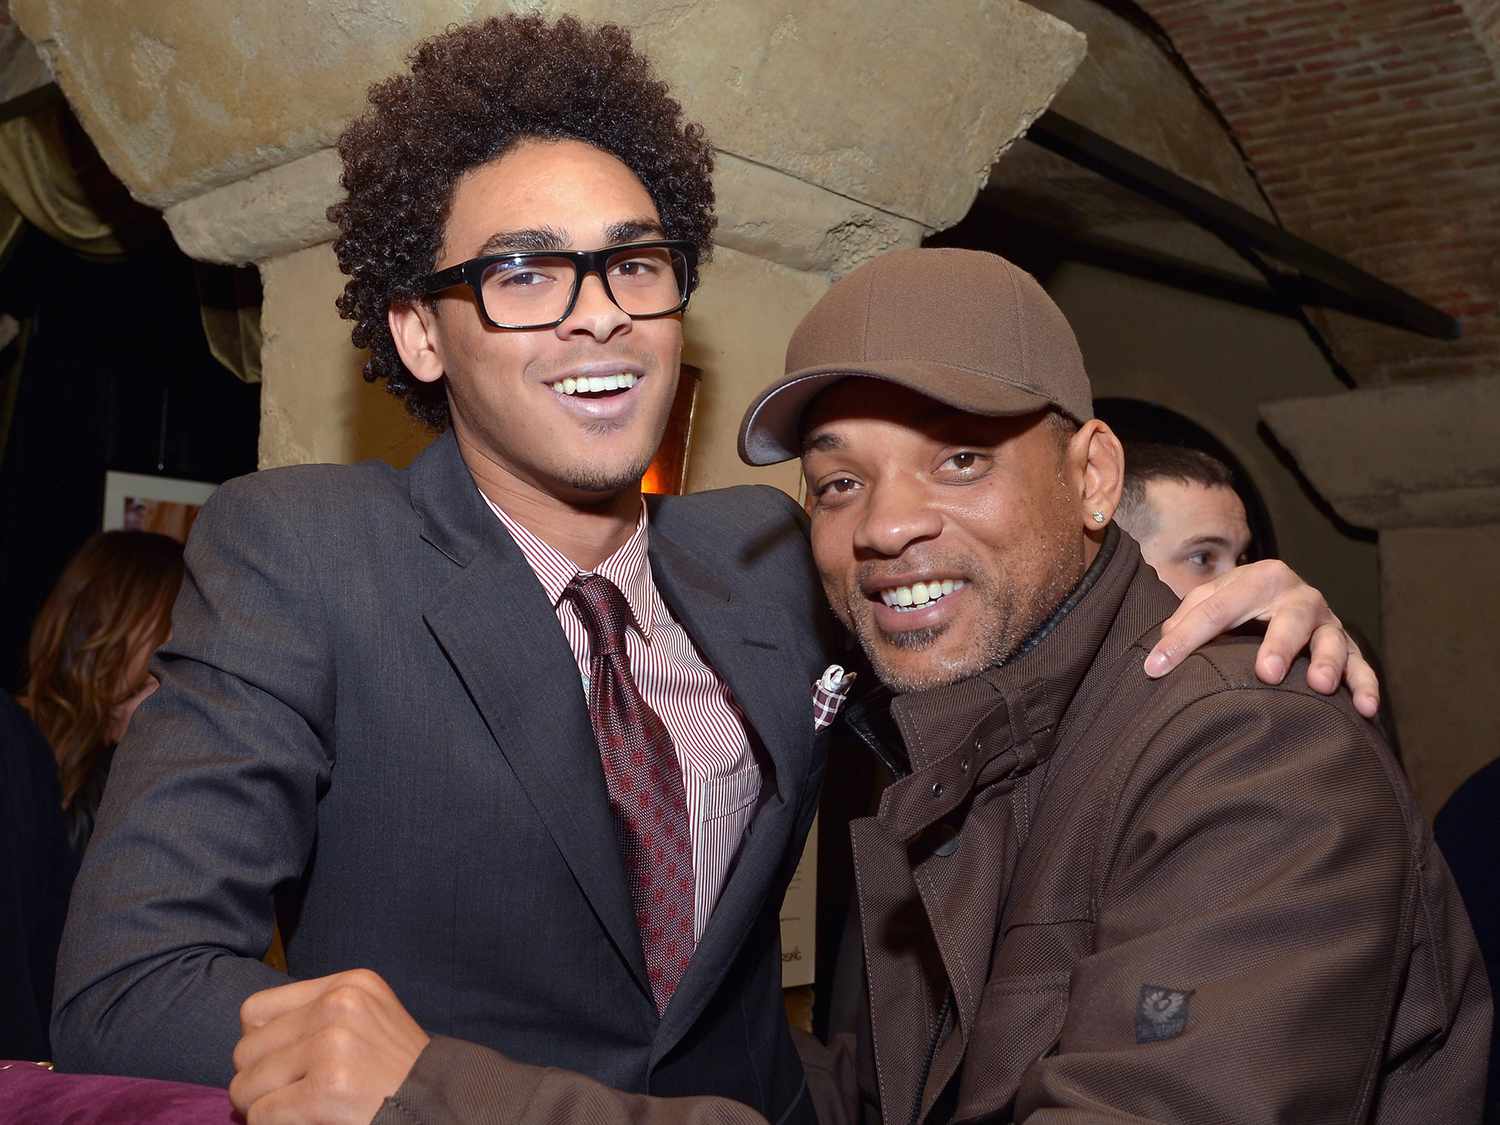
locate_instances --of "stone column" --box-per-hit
[15,0,1086,497]
[1262,376,1500,818]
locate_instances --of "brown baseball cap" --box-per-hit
[737,247,1093,465]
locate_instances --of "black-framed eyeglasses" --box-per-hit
[414,239,698,330]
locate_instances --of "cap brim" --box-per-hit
[737,360,1063,466]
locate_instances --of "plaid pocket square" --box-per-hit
[812,664,856,731]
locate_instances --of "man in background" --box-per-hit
[1114,441,1251,597]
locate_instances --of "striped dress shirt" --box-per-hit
[482,492,760,945]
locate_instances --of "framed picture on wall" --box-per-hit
[102,471,218,545]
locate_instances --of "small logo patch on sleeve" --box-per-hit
[1136,984,1194,1043]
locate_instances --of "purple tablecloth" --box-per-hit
[0,1061,238,1123]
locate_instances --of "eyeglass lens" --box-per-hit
[479,245,688,327]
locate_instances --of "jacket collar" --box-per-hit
[848,528,1149,1123]
[410,442,817,1041]
[843,525,1125,795]
[409,429,496,567]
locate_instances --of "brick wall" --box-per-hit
[1135,0,1500,386]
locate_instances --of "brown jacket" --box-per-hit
[376,530,1490,1124]
[809,529,1490,1124]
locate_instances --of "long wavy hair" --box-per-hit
[19,531,185,808]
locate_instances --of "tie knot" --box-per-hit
[564,573,632,656]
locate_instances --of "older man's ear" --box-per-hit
[1070,419,1125,535]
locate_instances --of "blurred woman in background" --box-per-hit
[2,530,183,1058]
[17,529,185,854]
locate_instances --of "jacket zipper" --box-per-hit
[907,990,954,1125]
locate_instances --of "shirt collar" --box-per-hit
[481,490,656,641]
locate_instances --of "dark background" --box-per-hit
[0,222,261,691]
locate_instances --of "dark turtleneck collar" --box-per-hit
[1002,522,1120,667]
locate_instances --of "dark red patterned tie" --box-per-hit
[564,573,695,1014]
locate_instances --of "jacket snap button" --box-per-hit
[960,756,970,773]
[930,781,944,799]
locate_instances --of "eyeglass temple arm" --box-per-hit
[416,263,469,294]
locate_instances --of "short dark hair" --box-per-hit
[1045,406,1079,450]
[329,14,717,430]
[1117,441,1237,537]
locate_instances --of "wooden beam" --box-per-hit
[1025,111,1461,340]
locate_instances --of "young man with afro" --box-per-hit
[51,13,1380,1124]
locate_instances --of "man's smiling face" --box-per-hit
[802,380,1091,693]
[393,137,683,504]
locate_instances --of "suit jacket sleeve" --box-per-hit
[374,1037,774,1125]
[51,473,335,1083]
[1017,686,1459,1123]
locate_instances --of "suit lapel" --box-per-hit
[644,518,815,1062]
[412,435,648,997]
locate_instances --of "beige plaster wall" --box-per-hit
[1044,229,1382,654]
[1382,524,1500,817]
[681,247,828,497]
[258,244,431,470]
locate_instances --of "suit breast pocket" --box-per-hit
[702,765,761,821]
[954,968,1070,1121]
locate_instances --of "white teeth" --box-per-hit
[551,373,640,396]
[879,579,966,611]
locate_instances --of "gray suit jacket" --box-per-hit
[52,431,836,1123]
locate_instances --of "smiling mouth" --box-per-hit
[548,372,640,398]
[873,578,967,612]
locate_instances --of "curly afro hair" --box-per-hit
[329,14,717,430]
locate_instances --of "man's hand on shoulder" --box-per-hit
[1143,559,1380,718]
[229,968,430,1124]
